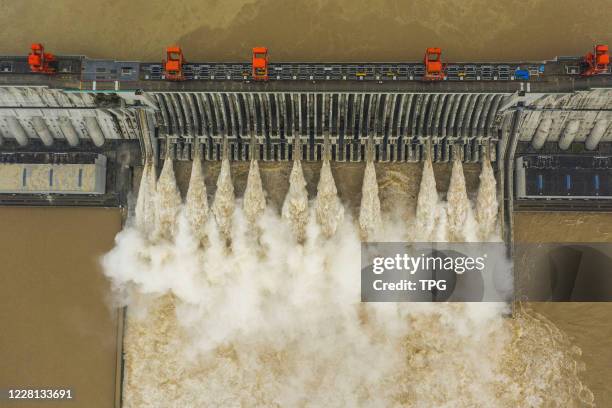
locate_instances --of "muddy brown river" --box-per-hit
[0,0,610,61]
[1,0,611,406]
[0,207,122,408]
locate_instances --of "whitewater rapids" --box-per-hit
[103,158,593,408]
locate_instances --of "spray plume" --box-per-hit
[103,156,593,408]
[185,157,209,246]
[415,158,438,241]
[154,158,181,241]
[243,159,266,224]
[359,160,382,241]
[475,156,499,241]
[212,158,235,241]
[315,160,344,238]
[446,157,471,242]
[282,159,309,243]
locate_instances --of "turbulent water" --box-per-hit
[281,159,309,243]
[103,158,593,408]
[315,160,344,238]
[243,159,266,225]
[185,158,209,247]
[359,160,382,241]
[153,159,182,241]
[414,158,439,242]
[211,158,235,242]
[475,157,499,241]
[446,158,478,242]
[135,161,157,236]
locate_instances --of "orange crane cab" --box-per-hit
[163,46,185,81]
[28,43,56,74]
[423,47,445,81]
[252,47,269,81]
[581,44,609,76]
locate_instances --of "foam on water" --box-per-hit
[103,158,593,408]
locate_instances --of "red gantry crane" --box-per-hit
[28,43,56,74]
[164,46,185,81]
[423,47,445,81]
[581,44,609,76]
[252,47,269,81]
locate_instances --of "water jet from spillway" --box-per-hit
[446,157,475,242]
[315,159,344,239]
[185,157,209,246]
[101,156,593,408]
[153,158,181,241]
[415,157,439,241]
[359,160,382,241]
[135,160,156,235]
[475,156,499,241]
[282,159,309,243]
[243,159,266,225]
[212,158,235,243]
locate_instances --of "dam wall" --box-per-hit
[0,86,610,163]
[0,52,610,228]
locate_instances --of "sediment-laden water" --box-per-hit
[103,159,593,408]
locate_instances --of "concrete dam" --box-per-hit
[2,44,612,407]
[0,46,611,231]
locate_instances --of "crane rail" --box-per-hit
[1,54,609,84]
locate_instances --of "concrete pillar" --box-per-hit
[32,117,55,146]
[558,119,580,150]
[180,93,195,135]
[58,117,80,146]
[585,120,608,151]
[85,116,106,147]
[7,117,29,146]
[531,118,552,150]
[155,94,171,135]
[170,93,184,134]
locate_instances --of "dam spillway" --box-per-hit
[2,44,611,407]
[0,49,611,219]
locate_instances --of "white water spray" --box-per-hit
[282,159,309,243]
[243,159,266,224]
[185,158,209,245]
[134,161,150,232]
[415,158,439,241]
[103,156,593,408]
[315,160,344,238]
[135,161,157,236]
[475,157,499,241]
[446,157,478,242]
[211,159,235,241]
[359,160,382,241]
[154,159,181,241]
